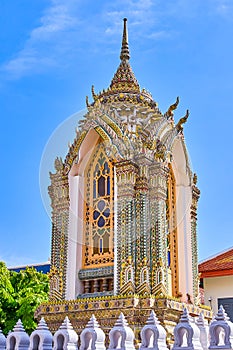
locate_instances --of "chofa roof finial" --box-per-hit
[120,18,130,61]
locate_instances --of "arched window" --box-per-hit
[158,270,163,284]
[126,267,133,282]
[56,334,65,350]
[50,275,59,291]
[83,143,114,268]
[9,337,16,350]
[32,334,40,350]
[141,268,148,283]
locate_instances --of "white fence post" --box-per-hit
[6,320,30,350]
[108,313,135,350]
[29,317,52,350]
[196,312,209,350]
[53,316,78,350]
[0,328,6,350]
[209,305,233,350]
[80,315,105,350]
[140,310,168,350]
[172,308,202,350]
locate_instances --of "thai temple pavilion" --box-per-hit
[36,19,211,337]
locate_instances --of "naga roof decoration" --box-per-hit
[61,18,190,175]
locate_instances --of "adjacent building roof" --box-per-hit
[8,261,51,274]
[199,247,233,278]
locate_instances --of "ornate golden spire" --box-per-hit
[110,18,140,92]
[120,18,130,61]
[90,18,157,110]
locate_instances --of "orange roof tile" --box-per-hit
[199,247,233,273]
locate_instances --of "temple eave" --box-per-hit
[89,88,158,111]
[36,295,212,333]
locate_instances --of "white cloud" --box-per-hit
[146,30,172,40]
[5,49,57,76]
[0,252,42,268]
[104,0,156,30]
[31,4,77,39]
[214,0,233,16]
[1,0,79,79]
[3,0,223,80]
[1,0,162,79]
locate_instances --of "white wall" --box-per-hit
[66,130,100,299]
[203,275,233,315]
[171,137,193,301]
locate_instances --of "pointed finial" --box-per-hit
[114,312,129,327]
[180,307,190,322]
[193,173,197,185]
[60,316,74,330]
[196,312,205,327]
[120,18,130,61]
[86,314,100,329]
[13,319,26,332]
[146,310,160,325]
[37,317,50,330]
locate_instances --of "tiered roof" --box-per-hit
[199,247,233,277]
[88,18,157,109]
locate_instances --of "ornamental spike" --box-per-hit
[120,18,130,61]
[176,109,189,132]
[91,85,97,101]
[86,96,90,107]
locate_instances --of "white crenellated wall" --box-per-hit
[2,306,233,350]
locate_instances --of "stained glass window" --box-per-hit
[83,143,114,268]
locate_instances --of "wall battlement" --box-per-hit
[2,306,231,350]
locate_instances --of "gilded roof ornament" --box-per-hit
[193,173,198,185]
[166,96,179,118]
[120,18,130,61]
[54,157,63,172]
[91,85,97,101]
[155,139,166,161]
[110,18,140,93]
[86,96,90,107]
[176,109,189,132]
[87,19,158,110]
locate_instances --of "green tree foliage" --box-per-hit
[0,262,49,334]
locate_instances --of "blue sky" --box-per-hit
[0,0,233,266]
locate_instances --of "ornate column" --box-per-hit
[149,161,169,295]
[93,279,99,293]
[48,158,69,300]
[190,174,200,304]
[134,155,151,294]
[102,279,108,292]
[115,160,138,294]
[84,280,90,293]
[167,165,179,297]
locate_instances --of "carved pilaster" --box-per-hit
[48,158,69,300]
[84,280,90,293]
[167,165,179,297]
[93,279,99,293]
[134,155,151,294]
[102,278,108,292]
[149,162,169,295]
[191,174,200,303]
[115,160,138,294]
